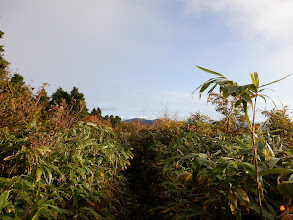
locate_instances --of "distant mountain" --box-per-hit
[123,118,158,125]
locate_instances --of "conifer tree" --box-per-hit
[91,107,102,120]
[9,74,26,96]
[70,86,88,118]
[50,87,71,105]
[50,86,88,119]
[104,115,109,120]
[0,30,10,76]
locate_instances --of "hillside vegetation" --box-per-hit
[0,32,293,220]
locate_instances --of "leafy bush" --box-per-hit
[156,131,293,219]
[0,70,133,219]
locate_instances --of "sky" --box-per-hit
[1,0,293,120]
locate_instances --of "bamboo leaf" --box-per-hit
[268,158,280,169]
[254,72,259,88]
[195,65,226,78]
[259,94,267,102]
[228,192,237,214]
[243,162,256,179]
[235,99,242,108]
[242,101,251,130]
[241,92,252,103]
[22,179,33,189]
[192,78,216,94]
[36,168,42,182]
[260,73,292,88]
[277,181,293,198]
[42,166,52,184]
[250,200,274,220]
[260,168,293,176]
[235,189,250,212]
[223,85,239,98]
[18,191,34,205]
[206,84,218,98]
[199,81,214,96]
[210,161,230,179]
[0,191,9,212]
[250,73,256,87]
[260,94,276,108]
[32,208,44,220]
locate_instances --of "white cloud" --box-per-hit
[184,0,293,113]
[184,0,293,41]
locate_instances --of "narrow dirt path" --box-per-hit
[120,134,162,220]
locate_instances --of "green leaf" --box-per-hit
[260,73,292,88]
[235,208,242,220]
[80,207,103,218]
[193,78,215,94]
[277,181,293,198]
[250,200,274,220]
[210,161,230,179]
[228,192,237,214]
[250,72,260,88]
[31,119,37,128]
[235,99,242,108]
[250,73,256,87]
[242,162,256,180]
[0,215,15,220]
[235,189,250,212]
[199,80,215,94]
[36,168,42,182]
[260,94,276,108]
[18,191,33,205]
[32,208,44,220]
[44,162,62,175]
[207,83,218,96]
[35,147,51,154]
[0,191,9,212]
[22,179,33,189]
[242,101,251,130]
[195,65,226,78]
[264,201,276,218]
[240,92,252,103]
[254,72,259,87]
[223,85,239,98]
[260,168,293,177]
[268,158,280,169]
[42,166,53,184]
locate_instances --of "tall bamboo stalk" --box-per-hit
[251,96,263,219]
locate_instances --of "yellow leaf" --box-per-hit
[229,192,237,215]
[185,172,192,182]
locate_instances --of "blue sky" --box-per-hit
[1,0,293,120]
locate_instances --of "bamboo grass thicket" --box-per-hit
[194,65,292,219]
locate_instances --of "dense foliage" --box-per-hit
[0,71,132,219]
[1,31,293,220]
[116,117,291,220]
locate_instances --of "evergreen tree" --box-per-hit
[110,115,121,127]
[50,86,88,119]
[39,88,50,107]
[0,30,10,76]
[104,115,109,120]
[70,86,88,118]
[50,87,71,105]
[114,115,121,126]
[8,73,26,97]
[10,74,25,87]
[90,107,102,120]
